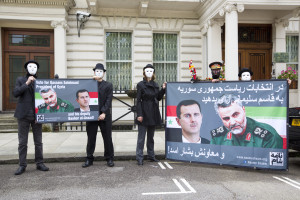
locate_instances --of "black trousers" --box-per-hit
[136,125,155,161]
[86,119,114,161]
[17,117,43,167]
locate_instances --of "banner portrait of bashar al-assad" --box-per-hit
[166,80,288,170]
[34,79,99,123]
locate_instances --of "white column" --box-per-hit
[0,25,2,111]
[206,19,224,78]
[51,20,68,78]
[219,3,244,81]
[298,18,300,105]
[274,19,289,79]
[201,26,208,78]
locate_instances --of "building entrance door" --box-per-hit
[222,24,272,80]
[238,48,272,80]
[2,28,54,110]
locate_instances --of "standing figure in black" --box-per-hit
[82,63,114,168]
[136,64,166,166]
[13,60,49,175]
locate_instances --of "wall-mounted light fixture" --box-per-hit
[76,11,91,37]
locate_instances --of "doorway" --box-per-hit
[2,28,54,110]
[222,24,273,80]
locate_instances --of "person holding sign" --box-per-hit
[238,68,253,81]
[82,63,115,168]
[210,94,283,148]
[13,60,49,175]
[136,64,166,166]
[176,100,210,144]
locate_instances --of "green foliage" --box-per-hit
[277,67,298,80]
[42,124,52,132]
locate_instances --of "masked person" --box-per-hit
[209,62,223,83]
[82,63,114,168]
[136,64,166,166]
[238,68,253,81]
[13,60,49,175]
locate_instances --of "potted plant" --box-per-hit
[277,67,298,89]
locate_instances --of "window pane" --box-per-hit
[155,63,164,87]
[153,33,178,85]
[166,63,177,82]
[119,32,131,60]
[106,62,132,91]
[286,35,298,72]
[106,62,119,91]
[166,34,177,61]
[9,34,50,47]
[106,32,119,60]
[153,33,165,61]
[119,62,132,90]
[9,55,27,103]
[34,56,51,78]
[106,32,132,92]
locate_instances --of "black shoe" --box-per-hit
[149,157,159,162]
[137,160,143,166]
[36,163,49,171]
[107,159,114,167]
[14,166,26,175]
[82,160,93,168]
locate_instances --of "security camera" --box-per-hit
[76,11,91,37]
[76,11,91,17]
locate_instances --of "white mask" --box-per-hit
[145,68,154,78]
[95,69,104,78]
[27,63,38,75]
[241,72,251,81]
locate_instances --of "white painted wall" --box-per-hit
[66,15,203,121]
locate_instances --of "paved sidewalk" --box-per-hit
[0,131,165,164]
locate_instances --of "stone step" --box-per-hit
[0,123,19,130]
[0,118,17,123]
[0,129,18,133]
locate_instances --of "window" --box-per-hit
[286,35,298,71]
[9,34,50,47]
[153,33,178,87]
[106,32,132,92]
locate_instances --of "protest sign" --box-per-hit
[166,80,288,170]
[34,79,99,123]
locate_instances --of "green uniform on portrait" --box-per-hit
[37,98,74,113]
[210,117,283,149]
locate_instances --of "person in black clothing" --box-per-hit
[82,63,114,168]
[13,60,49,175]
[136,64,166,166]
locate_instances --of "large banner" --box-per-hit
[166,80,288,170]
[34,79,99,123]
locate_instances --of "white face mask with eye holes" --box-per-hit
[27,63,38,75]
[95,69,104,78]
[145,68,154,78]
[241,72,251,81]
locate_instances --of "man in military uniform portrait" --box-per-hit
[210,94,283,148]
[38,87,74,113]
